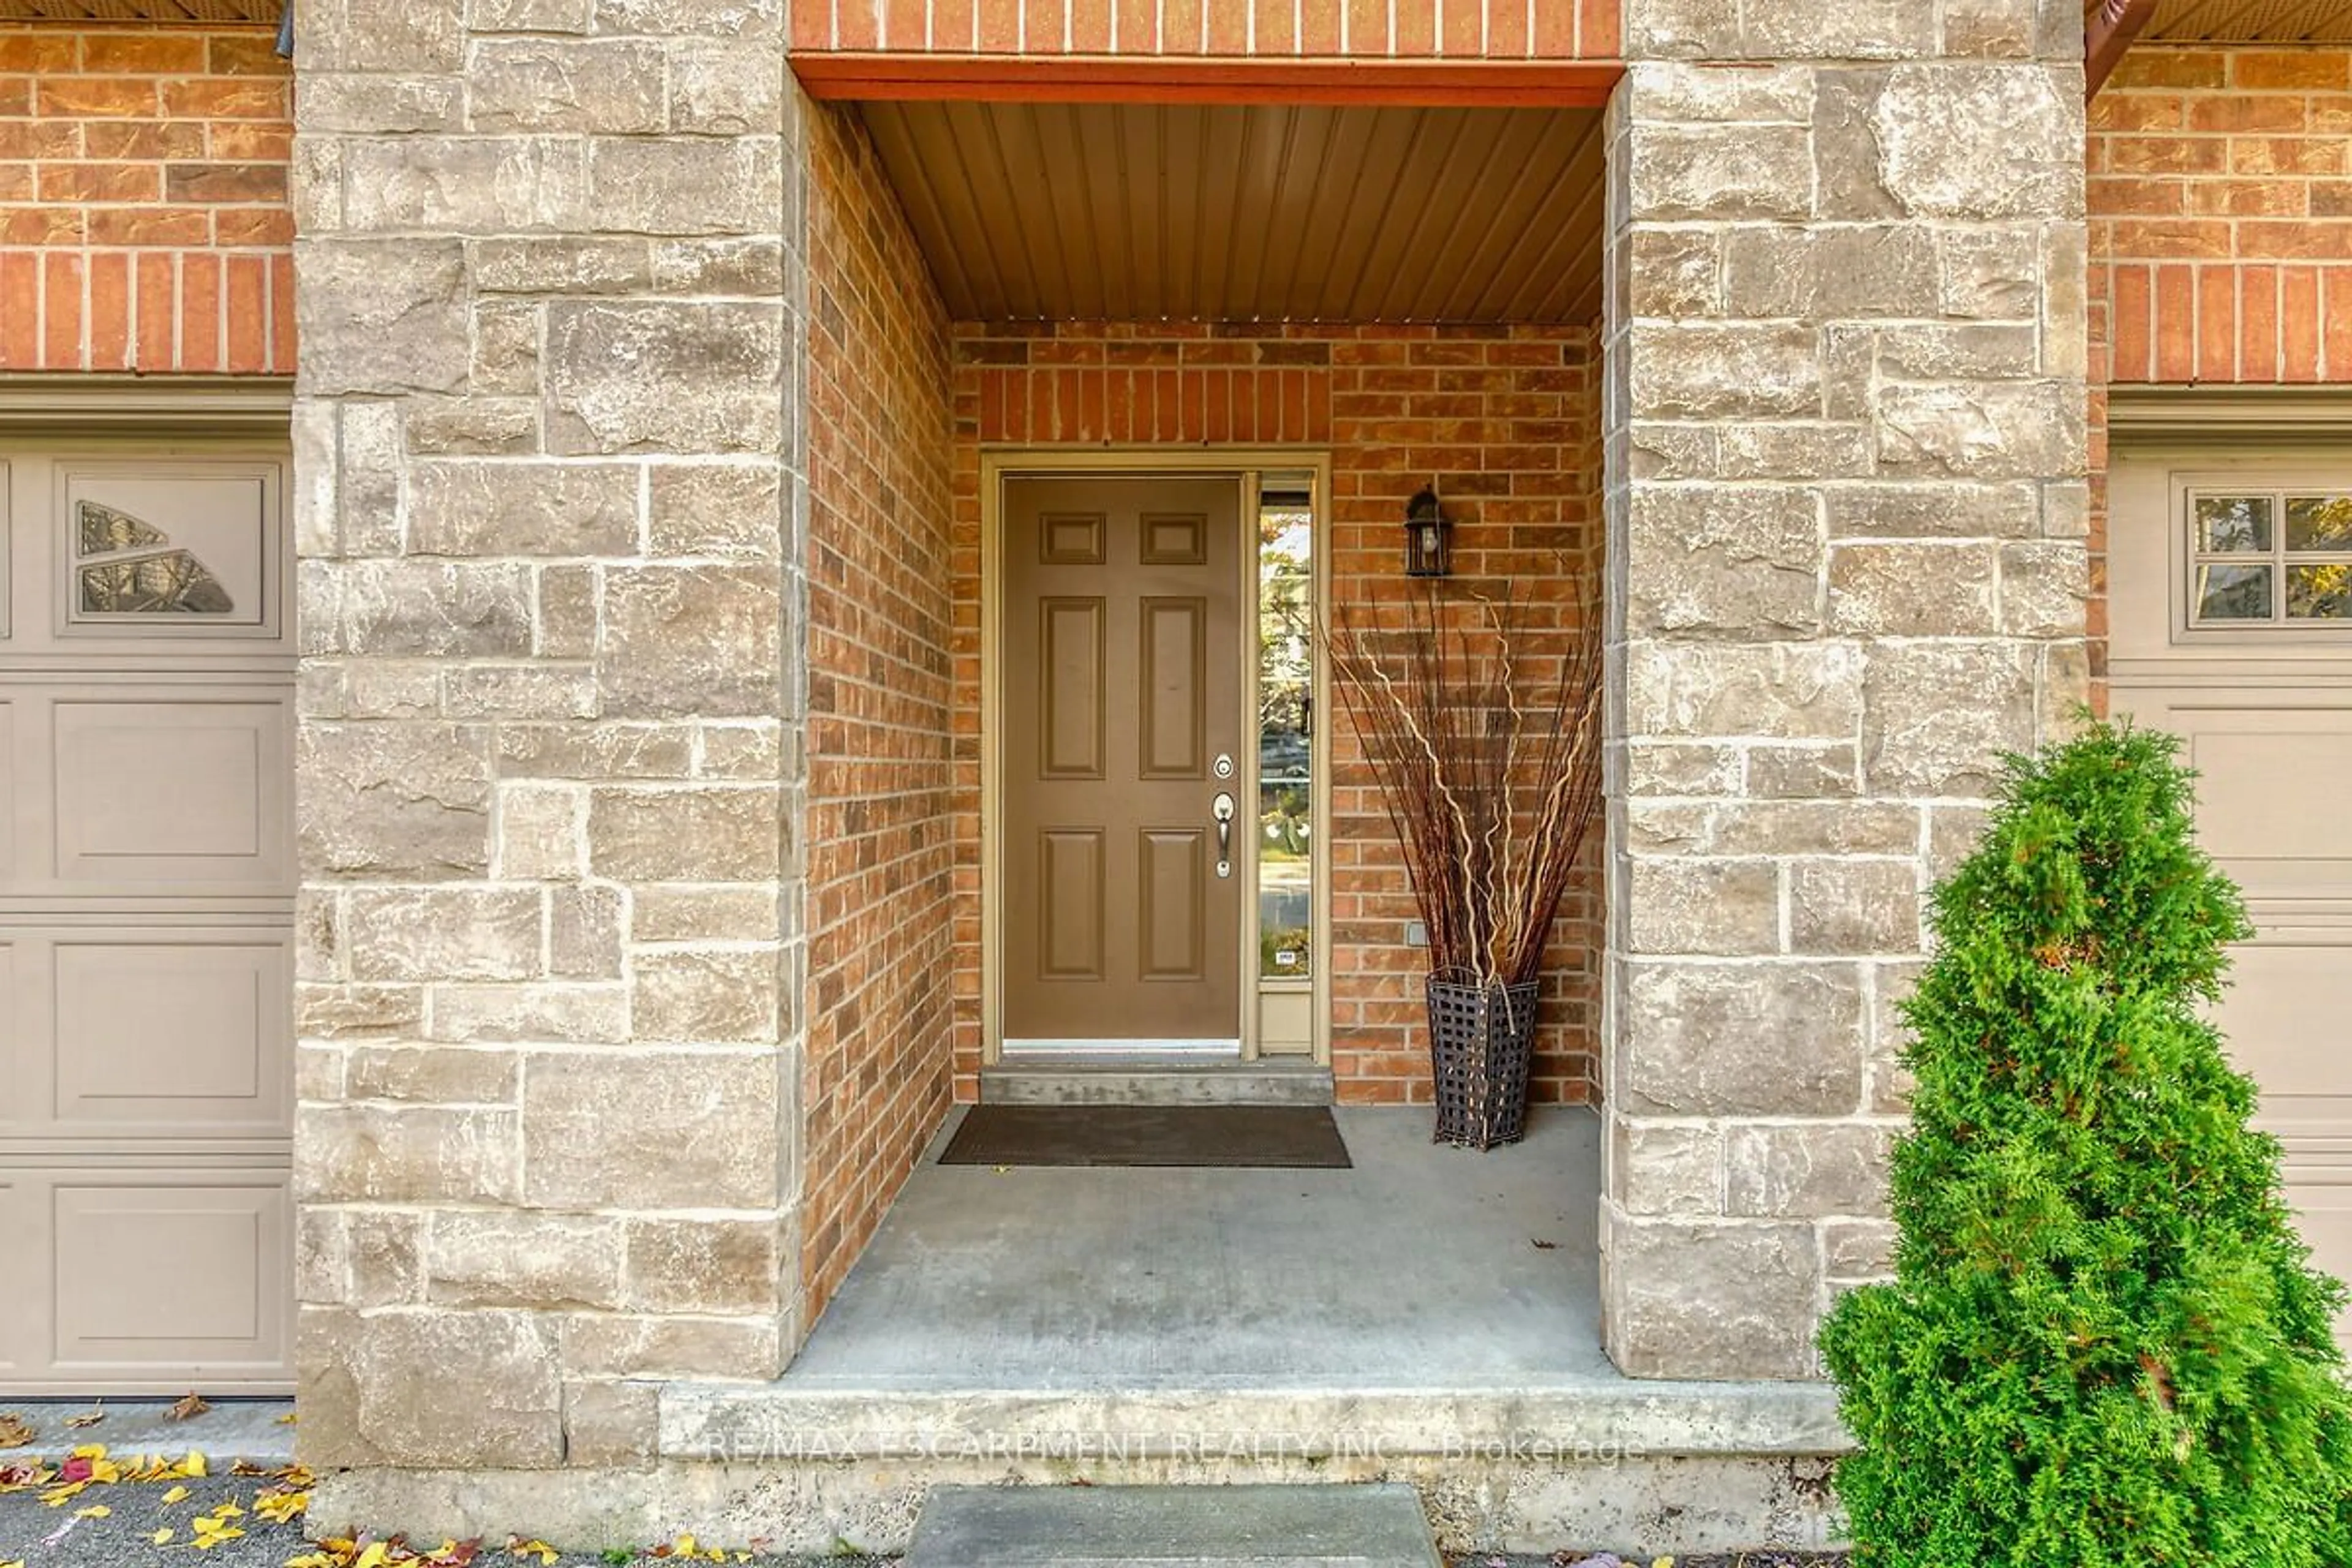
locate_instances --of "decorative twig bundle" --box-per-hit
[1325,581,1604,992]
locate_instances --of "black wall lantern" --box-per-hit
[1404,485,1451,578]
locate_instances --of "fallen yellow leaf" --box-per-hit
[164,1485,192,1504]
[355,1539,393,1568]
[3,1557,23,1568]
[64,1411,104,1430]
[285,1553,336,1568]
[510,1539,558,1567]
[0,1415,31,1450]
[75,1504,111,1519]
[674,1536,697,1558]
[208,1502,246,1520]
[255,1488,310,1524]
[193,1526,246,1550]
[179,1451,209,1478]
[154,1529,175,1545]
[277,1412,300,1426]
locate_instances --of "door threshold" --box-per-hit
[982,1056,1333,1107]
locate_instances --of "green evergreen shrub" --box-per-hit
[1818,720,2352,1565]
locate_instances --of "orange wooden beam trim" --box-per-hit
[790,53,1624,108]
[2086,0,2159,99]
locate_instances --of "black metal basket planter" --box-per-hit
[1427,974,1540,1151]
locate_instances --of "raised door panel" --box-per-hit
[1038,599,1106,782]
[52,696,290,890]
[0,1174,25,1380]
[53,940,289,1133]
[1139,828,1205,981]
[1038,829,1106,982]
[1139,597,1207,780]
[49,1175,292,1387]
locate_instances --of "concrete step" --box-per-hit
[902,1483,1442,1568]
[982,1056,1334,1106]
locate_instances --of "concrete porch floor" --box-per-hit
[785,1104,1611,1390]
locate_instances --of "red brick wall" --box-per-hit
[0,26,290,374]
[2091,46,2352,385]
[949,322,1605,1107]
[793,0,1619,58]
[801,99,960,1322]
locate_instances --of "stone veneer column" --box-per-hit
[1602,1,2090,1377]
[288,0,803,1466]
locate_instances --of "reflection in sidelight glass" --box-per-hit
[1258,484,1313,980]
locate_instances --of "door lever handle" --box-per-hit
[1212,791,1235,879]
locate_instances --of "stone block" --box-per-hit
[1626,125,1814,222]
[1998,541,2088,636]
[443,665,600,721]
[647,462,783,560]
[1626,62,1814,123]
[600,567,783,718]
[496,784,587,880]
[1621,0,1742,57]
[296,983,427,1041]
[1722,226,1940,320]
[1724,1122,1897,1218]
[427,983,629,1044]
[1812,69,1902,221]
[298,1306,562,1469]
[1626,800,1918,858]
[521,1050,780,1208]
[1744,0,1934,59]
[346,886,545,981]
[1872,64,2084,220]
[631,886,778,944]
[1619,741,1743,797]
[341,137,589,233]
[469,0,590,29]
[622,1217,781,1314]
[1936,228,2042,320]
[584,136,781,236]
[466,39,665,133]
[1613,1118,1722,1215]
[1874,323,2040,381]
[472,236,652,295]
[320,560,537,659]
[589,0,782,37]
[471,298,543,396]
[557,1312,782,1381]
[1787,858,1922,955]
[533,565,601,660]
[1623,485,1822,639]
[545,301,785,456]
[1717,423,1877,481]
[1828,542,1997,636]
[1624,229,1721,319]
[295,75,464,135]
[549,884,625,977]
[1622,641,1864,742]
[1867,959,1927,1115]
[1616,960,1865,1117]
[1603,1212,1820,1379]
[1861,640,2037,797]
[346,1044,520,1104]
[1822,481,2039,539]
[1939,0,2045,56]
[635,948,780,1042]
[502,723,697,781]
[1623,857,1780,957]
[403,396,541,457]
[295,1104,521,1204]
[1876,380,2085,480]
[409,460,641,557]
[1745,743,1860,800]
[295,239,469,395]
[561,1380,658,1468]
[428,1211,624,1310]
[299,722,492,878]
[1823,1217,1901,1278]
[668,42,785,135]
[588,786,780,880]
[650,237,788,295]
[1628,323,1822,420]
[306,0,463,72]
[296,1041,345,1101]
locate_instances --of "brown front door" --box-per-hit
[1001,475,1246,1049]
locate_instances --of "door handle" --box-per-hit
[1212,791,1235,879]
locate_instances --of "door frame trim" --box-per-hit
[979,447,1334,1069]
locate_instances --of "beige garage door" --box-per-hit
[0,443,294,1394]
[2108,434,2352,1339]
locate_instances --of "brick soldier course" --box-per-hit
[7,0,2316,1551]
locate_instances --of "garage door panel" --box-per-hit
[53,698,288,888]
[0,446,292,1395]
[54,941,289,1131]
[47,1175,290,1385]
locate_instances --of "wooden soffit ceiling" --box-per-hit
[860,102,1607,325]
[0,0,275,18]
[2141,0,2352,41]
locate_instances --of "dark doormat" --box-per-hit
[940,1104,1352,1168]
